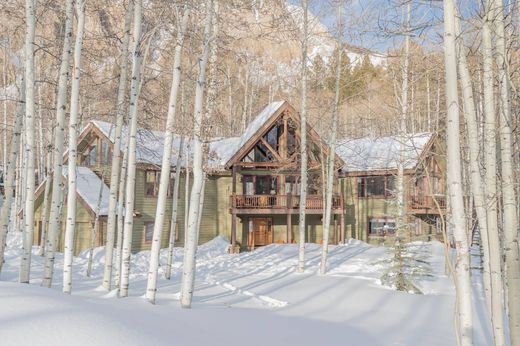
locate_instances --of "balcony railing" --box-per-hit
[409,194,446,211]
[230,194,342,210]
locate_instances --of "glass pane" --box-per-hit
[357,177,366,197]
[386,176,395,195]
[367,176,385,196]
[145,223,154,241]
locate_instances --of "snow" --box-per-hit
[336,133,433,173]
[62,166,110,215]
[0,230,491,346]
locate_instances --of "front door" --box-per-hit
[248,218,273,248]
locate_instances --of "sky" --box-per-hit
[289,0,483,53]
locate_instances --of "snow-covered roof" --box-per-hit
[336,133,433,173]
[207,137,240,169]
[91,121,188,167]
[236,101,285,149]
[62,166,110,216]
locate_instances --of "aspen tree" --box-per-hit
[119,0,143,298]
[165,137,185,280]
[146,3,191,304]
[19,0,37,284]
[63,0,86,294]
[41,0,74,288]
[180,0,213,309]
[0,75,24,274]
[455,8,505,344]
[102,0,133,291]
[443,1,473,344]
[87,175,104,277]
[489,1,520,343]
[37,150,51,256]
[298,0,309,274]
[320,0,341,275]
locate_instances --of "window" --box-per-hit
[83,145,97,166]
[145,171,174,197]
[144,222,154,242]
[368,217,396,236]
[357,176,395,198]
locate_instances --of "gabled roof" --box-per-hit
[335,133,434,174]
[62,166,110,216]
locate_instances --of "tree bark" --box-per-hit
[19,0,37,284]
[87,171,104,277]
[320,2,341,275]
[443,1,473,344]
[180,0,213,309]
[63,0,86,294]
[165,137,185,280]
[146,4,191,304]
[119,0,143,298]
[489,1,520,343]
[297,0,309,274]
[0,75,24,274]
[41,0,74,288]
[102,0,133,291]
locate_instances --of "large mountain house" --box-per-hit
[30,101,445,254]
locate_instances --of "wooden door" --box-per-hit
[251,218,273,247]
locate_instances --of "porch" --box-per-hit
[229,194,343,214]
[408,194,446,214]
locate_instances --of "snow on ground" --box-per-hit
[0,232,491,346]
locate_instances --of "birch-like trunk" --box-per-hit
[457,9,505,344]
[19,0,37,284]
[490,1,520,343]
[146,4,191,304]
[41,0,74,288]
[319,2,341,275]
[180,0,213,309]
[396,1,411,244]
[63,0,86,294]
[119,0,143,298]
[114,143,128,289]
[165,137,185,280]
[481,14,504,344]
[101,0,133,291]
[443,1,473,344]
[297,0,309,274]
[0,75,24,274]
[37,150,52,256]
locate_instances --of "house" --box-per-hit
[31,100,445,254]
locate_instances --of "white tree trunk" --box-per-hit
[490,1,520,343]
[396,1,411,244]
[41,0,74,288]
[481,11,504,343]
[114,143,128,289]
[19,0,37,284]
[443,1,473,344]
[0,75,24,273]
[146,4,191,304]
[119,0,143,298]
[180,0,213,309]
[63,0,86,294]
[165,137,185,280]
[297,0,308,274]
[37,150,52,256]
[102,0,133,291]
[457,8,505,344]
[320,2,341,275]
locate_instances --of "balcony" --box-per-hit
[409,194,446,214]
[230,194,343,214]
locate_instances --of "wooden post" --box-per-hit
[231,165,237,246]
[287,191,292,243]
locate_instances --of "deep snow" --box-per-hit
[0,232,491,346]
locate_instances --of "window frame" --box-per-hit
[367,216,397,237]
[357,175,395,198]
[144,221,155,243]
[144,170,174,198]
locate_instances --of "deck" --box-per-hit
[230,194,343,215]
[409,194,446,214]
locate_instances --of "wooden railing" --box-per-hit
[409,194,446,210]
[230,194,342,210]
